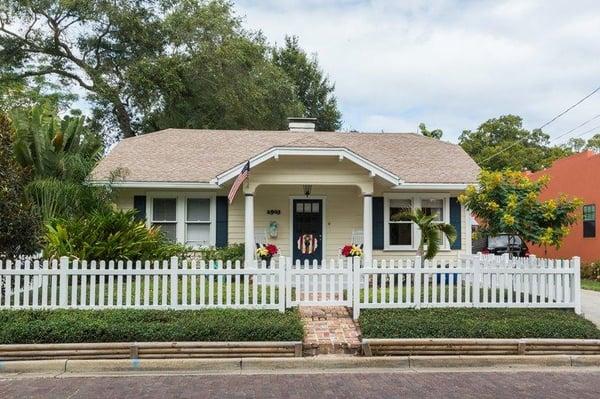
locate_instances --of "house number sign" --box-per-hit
[267,209,281,215]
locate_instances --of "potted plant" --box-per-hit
[341,244,363,258]
[256,243,278,267]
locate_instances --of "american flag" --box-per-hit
[228,161,250,204]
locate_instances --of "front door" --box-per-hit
[293,199,323,263]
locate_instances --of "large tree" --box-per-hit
[459,115,570,171]
[1,1,340,139]
[272,36,342,131]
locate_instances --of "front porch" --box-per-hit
[238,184,375,264]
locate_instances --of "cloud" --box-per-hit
[236,0,600,142]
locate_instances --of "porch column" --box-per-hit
[363,193,373,266]
[244,193,255,263]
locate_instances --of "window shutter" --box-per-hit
[372,197,384,250]
[133,195,146,221]
[216,196,229,248]
[449,197,462,250]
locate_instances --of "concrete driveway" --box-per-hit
[582,289,600,328]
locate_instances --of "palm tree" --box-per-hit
[392,208,457,260]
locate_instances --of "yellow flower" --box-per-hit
[502,213,515,226]
[487,201,500,211]
[350,245,363,257]
[540,228,554,246]
[256,246,268,257]
[507,194,518,211]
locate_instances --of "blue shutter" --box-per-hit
[216,196,229,248]
[372,197,384,250]
[133,196,146,221]
[449,197,462,250]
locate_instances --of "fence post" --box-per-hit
[573,256,581,314]
[170,256,178,307]
[472,255,481,308]
[59,256,69,308]
[278,256,286,313]
[414,256,422,309]
[352,256,361,320]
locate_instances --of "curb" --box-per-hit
[2,355,600,375]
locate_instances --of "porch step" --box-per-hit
[300,306,362,355]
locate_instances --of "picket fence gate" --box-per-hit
[0,255,581,319]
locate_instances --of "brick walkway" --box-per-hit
[300,306,362,355]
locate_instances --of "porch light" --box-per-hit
[303,185,312,197]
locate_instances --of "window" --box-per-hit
[186,198,211,247]
[148,194,215,246]
[388,199,413,247]
[583,204,596,238]
[152,198,177,241]
[422,198,444,245]
[384,195,451,251]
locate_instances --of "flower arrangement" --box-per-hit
[256,243,278,260]
[341,244,363,257]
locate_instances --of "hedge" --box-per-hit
[0,309,303,344]
[359,308,600,339]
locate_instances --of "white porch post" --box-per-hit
[244,193,255,264]
[363,193,373,266]
[464,204,472,255]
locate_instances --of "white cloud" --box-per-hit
[236,0,600,143]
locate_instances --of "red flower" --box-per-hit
[341,244,353,257]
[265,244,278,256]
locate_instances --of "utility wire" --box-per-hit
[479,85,600,164]
[548,112,600,144]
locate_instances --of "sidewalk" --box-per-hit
[300,307,361,354]
[582,289,600,328]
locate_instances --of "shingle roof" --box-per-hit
[90,129,480,184]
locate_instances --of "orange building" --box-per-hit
[528,151,600,262]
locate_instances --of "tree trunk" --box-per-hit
[112,100,135,138]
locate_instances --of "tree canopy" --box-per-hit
[272,36,342,131]
[459,115,570,171]
[418,122,443,139]
[459,170,581,250]
[0,1,342,139]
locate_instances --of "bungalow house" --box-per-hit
[90,118,480,264]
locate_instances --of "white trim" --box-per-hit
[383,193,451,251]
[392,183,472,191]
[215,147,401,186]
[90,181,221,189]
[289,195,327,261]
[146,191,216,248]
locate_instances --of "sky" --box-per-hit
[235,0,600,143]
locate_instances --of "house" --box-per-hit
[528,150,600,262]
[90,118,480,264]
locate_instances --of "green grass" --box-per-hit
[359,308,600,339]
[0,308,304,344]
[582,279,600,292]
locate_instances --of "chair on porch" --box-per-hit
[351,229,364,246]
[254,229,267,247]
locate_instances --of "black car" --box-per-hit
[481,234,529,257]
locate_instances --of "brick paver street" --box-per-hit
[1,370,599,398]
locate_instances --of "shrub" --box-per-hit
[360,308,600,339]
[198,244,245,262]
[0,309,304,343]
[42,209,189,260]
[581,261,600,281]
[0,112,41,257]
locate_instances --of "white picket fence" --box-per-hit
[0,255,581,319]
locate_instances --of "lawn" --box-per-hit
[582,279,600,292]
[0,308,304,344]
[359,308,600,339]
